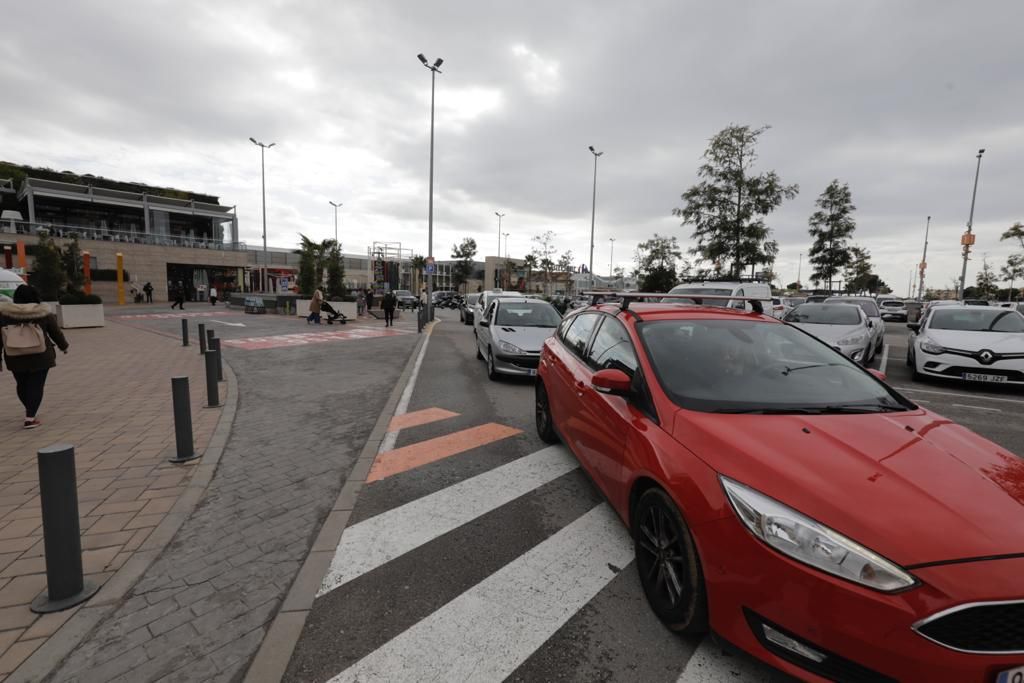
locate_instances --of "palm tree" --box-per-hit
[410,254,427,295]
[523,254,538,293]
[1002,222,1024,251]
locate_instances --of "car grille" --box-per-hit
[509,356,539,370]
[923,363,1024,381]
[915,602,1024,653]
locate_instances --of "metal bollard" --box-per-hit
[31,444,100,613]
[204,350,220,407]
[198,323,207,354]
[181,319,189,346]
[205,328,214,351]
[212,338,224,381]
[169,377,200,463]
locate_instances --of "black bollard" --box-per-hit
[206,328,215,350]
[212,338,224,381]
[204,350,220,407]
[169,377,200,463]
[198,323,207,354]
[31,444,100,613]
[181,319,189,346]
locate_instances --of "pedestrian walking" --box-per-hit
[171,281,185,310]
[366,289,374,312]
[382,291,397,327]
[209,285,218,306]
[356,290,366,316]
[307,288,323,324]
[143,281,154,304]
[0,285,69,429]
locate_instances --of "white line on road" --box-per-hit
[950,403,1002,412]
[379,321,434,453]
[328,503,634,683]
[879,343,889,374]
[891,385,1024,405]
[211,320,246,327]
[317,445,580,597]
[676,638,783,683]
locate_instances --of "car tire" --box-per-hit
[476,340,483,360]
[909,348,923,381]
[632,488,709,634]
[875,336,884,354]
[486,348,500,381]
[535,380,559,444]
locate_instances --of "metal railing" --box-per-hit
[0,220,246,251]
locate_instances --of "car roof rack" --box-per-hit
[676,275,768,284]
[582,291,765,314]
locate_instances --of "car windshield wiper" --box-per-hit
[817,403,906,413]
[714,403,906,415]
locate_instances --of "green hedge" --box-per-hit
[59,292,103,305]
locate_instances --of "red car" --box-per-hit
[535,295,1024,682]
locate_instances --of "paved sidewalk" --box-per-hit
[0,319,223,680]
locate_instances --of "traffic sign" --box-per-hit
[425,263,436,275]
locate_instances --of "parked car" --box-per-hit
[393,289,417,309]
[804,294,829,303]
[535,295,1024,682]
[666,280,772,313]
[998,301,1024,314]
[961,298,990,306]
[823,296,885,355]
[474,298,561,379]
[459,293,481,325]
[878,298,908,322]
[907,305,1024,385]
[768,297,786,319]
[784,303,875,363]
[781,296,805,314]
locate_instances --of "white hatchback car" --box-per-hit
[907,306,1024,385]
[823,297,885,357]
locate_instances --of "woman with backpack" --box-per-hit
[0,284,69,429]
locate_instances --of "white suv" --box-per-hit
[666,281,773,314]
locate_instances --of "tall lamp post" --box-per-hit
[917,215,930,301]
[797,252,803,289]
[588,145,603,291]
[329,201,342,244]
[957,149,985,299]
[495,212,505,258]
[418,53,443,321]
[608,237,616,282]
[503,232,509,259]
[249,138,275,292]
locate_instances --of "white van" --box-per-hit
[666,280,774,314]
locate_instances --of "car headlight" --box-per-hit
[835,335,866,346]
[919,339,945,354]
[498,340,523,354]
[721,477,916,593]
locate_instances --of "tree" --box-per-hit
[325,243,345,299]
[1000,253,1024,301]
[976,258,998,299]
[1001,222,1024,251]
[410,254,426,295]
[62,237,85,293]
[786,281,801,291]
[673,124,798,278]
[28,234,66,300]
[807,180,857,292]
[522,254,537,293]
[633,234,685,292]
[451,238,478,293]
[842,246,888,295]
[531,231,557,294]
[557,250,574,274]
[296,234,336,296]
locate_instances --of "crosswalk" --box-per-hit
[290,405,791,683]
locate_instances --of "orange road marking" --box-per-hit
[368,423,522,482]
[388,407,460,432]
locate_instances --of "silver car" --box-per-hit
[475,298,562,379]
[823,296,885,358]
[784,303,875,364]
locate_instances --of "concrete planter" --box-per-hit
[295,299,358,320]
[58,304,106,328]
[43,301,59,314]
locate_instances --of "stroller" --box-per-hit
[320,301,347,325]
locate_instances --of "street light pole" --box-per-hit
[495,212,505,258]
[797,252,802,289]
[958,149,985,299]
[588,146,603,291]
[609,237,615,279]
[329,201,342,244]
[503,232,509,259]
[418,53,443,321]
[918,215,930,301]
[249,138,275,292]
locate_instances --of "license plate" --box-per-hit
[963,372,1007,383]
[527,369,537,377]
[996,666,1024,683]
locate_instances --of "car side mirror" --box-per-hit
[592,368,632,396]
[866,368,887,382]
[906,322,920,332]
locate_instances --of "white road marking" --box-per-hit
[317,445,579,596]
[328,503,634,683]
[879,343,889,374]
[951,403,1002,412]
[211,319,246,327]
[379,321,434,453]
[677,638,783,682]
[891,385,1024,405]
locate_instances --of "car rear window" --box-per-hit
[784,304,861,325]
[825,298,880,317]
[667,287,733,307]
[495,302,561,327]
[930,309,1024,332]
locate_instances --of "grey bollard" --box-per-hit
[169,377,200,463]
[205,328,215,352]
[31,444,100,613]
[204,350,220,407]
[198,323,207,354]
[181,319,189,346]
[212,338,224,382]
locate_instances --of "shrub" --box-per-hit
[58,291,103,305]
[81,293,103,304]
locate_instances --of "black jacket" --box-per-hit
[0,303,70,372]
[382,293,397,311]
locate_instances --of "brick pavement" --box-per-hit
[40,320,420,682]
[0,318,223,680]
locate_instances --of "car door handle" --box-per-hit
[575,380,587,396]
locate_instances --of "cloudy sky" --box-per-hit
[3,0,1022,292]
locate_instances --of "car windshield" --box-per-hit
[930,309,1024,333]
[495,302,562,327]
[880,300,903,307]
[782,298,805,306]
[825,298,880,317]
[784,304,860,325]
[639,319,911,414]
[667,287,733,307]
[395,290,412,297]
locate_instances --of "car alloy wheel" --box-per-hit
[487,348,499,381]
[534,380,559,444]
[632,488,708,633]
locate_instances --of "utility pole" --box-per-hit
[609,237,615,280]
[249,138,276,292]
[329,201,342,244]
[797,252,802,289]
[495,212,505,258]
[588,146,603,291]
[957,149,985,299]
[917,215,930,301]
[418,53,444,321]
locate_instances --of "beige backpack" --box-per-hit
[2,322,47,356]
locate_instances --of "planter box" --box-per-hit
[295,299,358,319]
[58,304,105,328]
[43,301,59,314]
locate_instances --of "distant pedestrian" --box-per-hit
[171,281,185,310]
[307,289,323,324]
[0,285,69,429]
[356,290,366,315]
[382,291,397,327]
[209,285,218,306]
[366,289,374,311]
[143,281,154,304]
